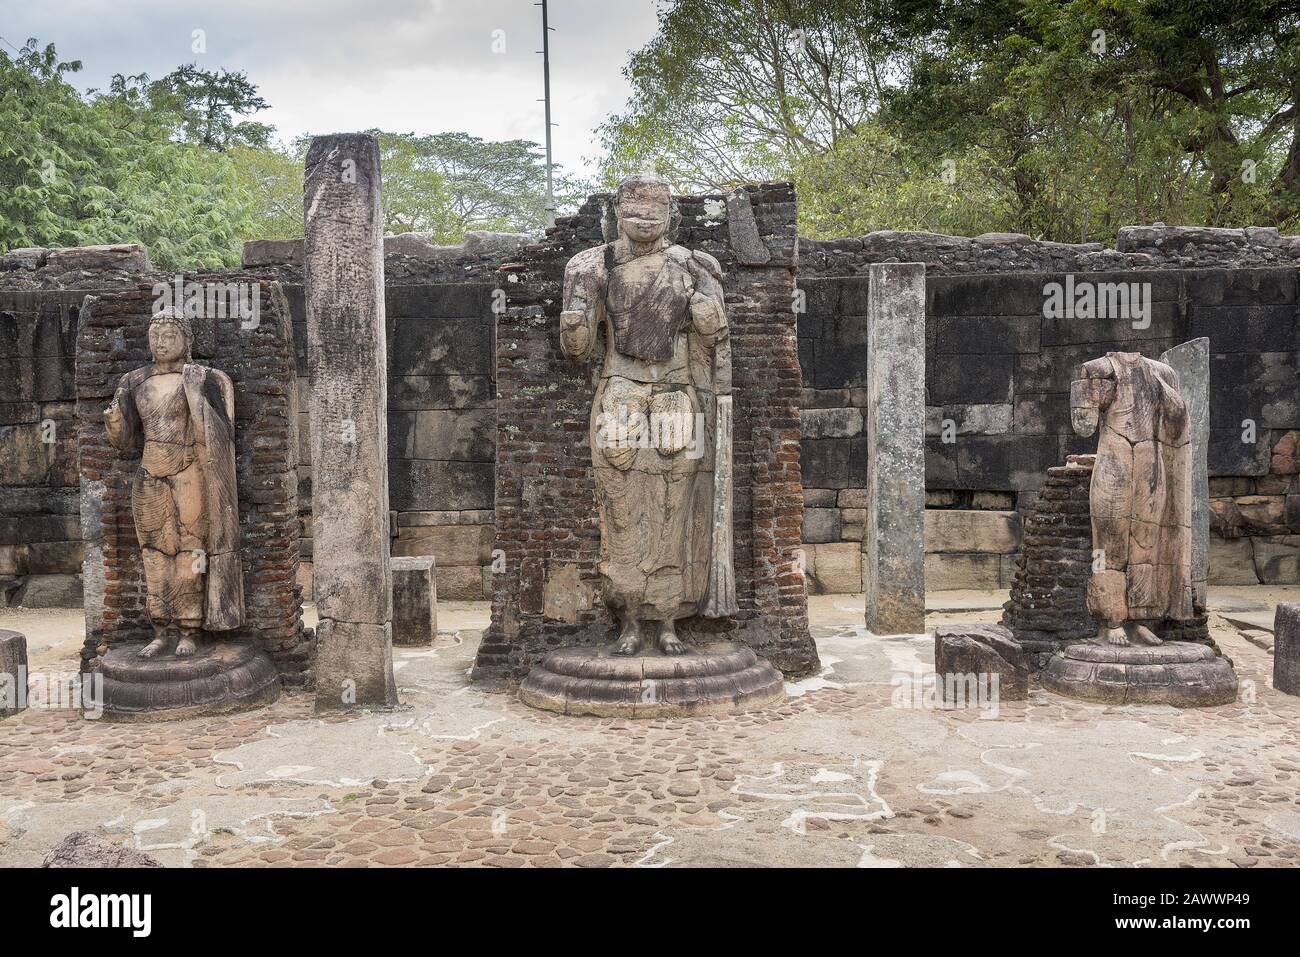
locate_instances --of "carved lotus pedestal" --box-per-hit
[99,640,280,722]
[1041,641,1238,707]
[519,640,785,718]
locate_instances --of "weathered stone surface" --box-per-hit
[12,573,82,608]
[1161,338,1209,606]
[1254,536,1300,584]
[44,243,151,274]
[801,407,862,439]
[304,134,397,709]
[807,542,862,593]
[725,188,771,265]
[1210,536,1259,584]
[1042,641,1238,706]
[519,641,784,718]
[925,552,1006,590]
[99,639,280,722]
[314,619,396,708]
[801,507,841,545]
[42,831,162,868]
[933,623,1028,701]
[924,509,1019,553]
[0,629,27,716]
[864,262,926,634]
[1276,603,1300,696]
[391,555,436,646]
[242,238,304,268]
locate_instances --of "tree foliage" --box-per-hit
[1,39,577,270]
[600,0,1300,242]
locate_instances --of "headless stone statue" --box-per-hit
[104,308,244,659]
[560,174,735,656]
[1071,352,1193,646]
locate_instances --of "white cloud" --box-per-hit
[1,0,661,176]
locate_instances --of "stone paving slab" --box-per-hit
[1,595,1298,868]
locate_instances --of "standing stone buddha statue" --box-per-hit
[559,174,737,656]
[104,307,244,658]
[1071,351,1193,646]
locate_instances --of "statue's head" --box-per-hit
[615,174,676,245]
[148,306,193,364]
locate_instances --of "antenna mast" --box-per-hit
[538,0,556,229]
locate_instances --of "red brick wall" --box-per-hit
[474,185,818,681]
[75,279,308,685]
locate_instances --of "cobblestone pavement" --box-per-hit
[2,595,1299,868]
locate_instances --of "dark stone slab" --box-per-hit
[1276,603,1300,697]
[0,629,27,716]
[934,622,1029,701]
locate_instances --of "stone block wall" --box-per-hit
[281,282,498,600]
[475,185,817,682]
[0,291,84,607]
[797,266,1300,590]
[74,280,308,684]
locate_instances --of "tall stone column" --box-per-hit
[1160,338,1209,609]
[864,262,927,634]
[303,133,397,710]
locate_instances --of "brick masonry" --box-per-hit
[74,279,308,685]
[474,185,818,682]
[5,228,1300,604]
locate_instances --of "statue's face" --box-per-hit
[148,322,188,364]
[618,184,670,244]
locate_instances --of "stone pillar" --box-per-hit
[304,133,397,710]
[392,556,437,646]
[1276,603,1300,696]
[864,262,927,634]
[1,630,27,716]
[1161,338,1209,609]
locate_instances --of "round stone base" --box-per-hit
[1041,640,1238,707]
[99,640,280,722]
[519,640,785,718]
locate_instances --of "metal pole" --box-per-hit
[540,0,555,229]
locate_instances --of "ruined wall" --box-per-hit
[1,244,154,606]
[280,282,497,601]
[475,185,817,682]
[74,279,308,684]
[798,267,1300,591]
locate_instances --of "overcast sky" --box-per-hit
[1,0,661,177]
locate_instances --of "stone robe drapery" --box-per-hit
[562,239,732,622]
[1072,352,1193,624]
[106,363,244,631]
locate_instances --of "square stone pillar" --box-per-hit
[864,263,927,634]
[392,556,437,646]
[1,630,27,716]
[1160,338,1209,609]
[1276,603,1300,697]
[304,133,397,710]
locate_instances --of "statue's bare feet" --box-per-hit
[657,620,686,655]
[137,635,170,659]
[1125,623,1162,646]
[175,631,201,657]
[612,620,642,656]
[1096,623,1128,646]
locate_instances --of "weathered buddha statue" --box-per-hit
[1071,352,1193,646]
[560,174,736,656]
[104,307,244,659]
